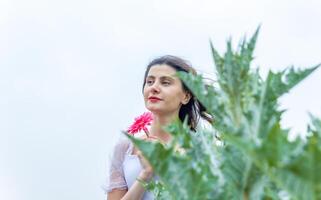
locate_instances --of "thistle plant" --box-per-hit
[127,27,321,200]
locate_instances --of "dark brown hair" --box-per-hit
[142,55,212,131]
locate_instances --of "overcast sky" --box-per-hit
[1,0,321,199]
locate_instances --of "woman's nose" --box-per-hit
[150,82,160,93]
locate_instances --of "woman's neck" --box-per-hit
[150,113,177,143]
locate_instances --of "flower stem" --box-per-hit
[143,128,150,138]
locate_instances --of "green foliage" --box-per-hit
[128,119,220,199]
[127,27,321,199]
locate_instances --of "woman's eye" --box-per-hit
[146,80,154,85]
[162,81,171,85]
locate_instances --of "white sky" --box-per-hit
[1,0,321,199]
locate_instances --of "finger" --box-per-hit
[147,135,158,140]
[137,150,142,157]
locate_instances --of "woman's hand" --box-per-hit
[137,150,153,181]
[136,135,159,181]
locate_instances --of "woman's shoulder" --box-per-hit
[113,136,132,154]
[112,133,150,156]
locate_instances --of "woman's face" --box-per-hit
[143,64,191,116]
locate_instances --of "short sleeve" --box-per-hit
[104,138,131,193]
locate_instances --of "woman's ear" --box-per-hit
[182,92,191,105]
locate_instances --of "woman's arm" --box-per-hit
[107,170,153,200]
[107,189,127,200]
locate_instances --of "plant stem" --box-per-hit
[242,158,252,200]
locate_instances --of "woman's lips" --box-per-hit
[148,97,162,102]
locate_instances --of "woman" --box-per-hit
[106,55,212,200]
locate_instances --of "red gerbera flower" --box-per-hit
[127,112,153,137]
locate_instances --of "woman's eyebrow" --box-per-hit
[146,75,176,80]
[160,76,175,80]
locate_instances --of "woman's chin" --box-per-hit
[146,106,163,113]
[146,107,159,112]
